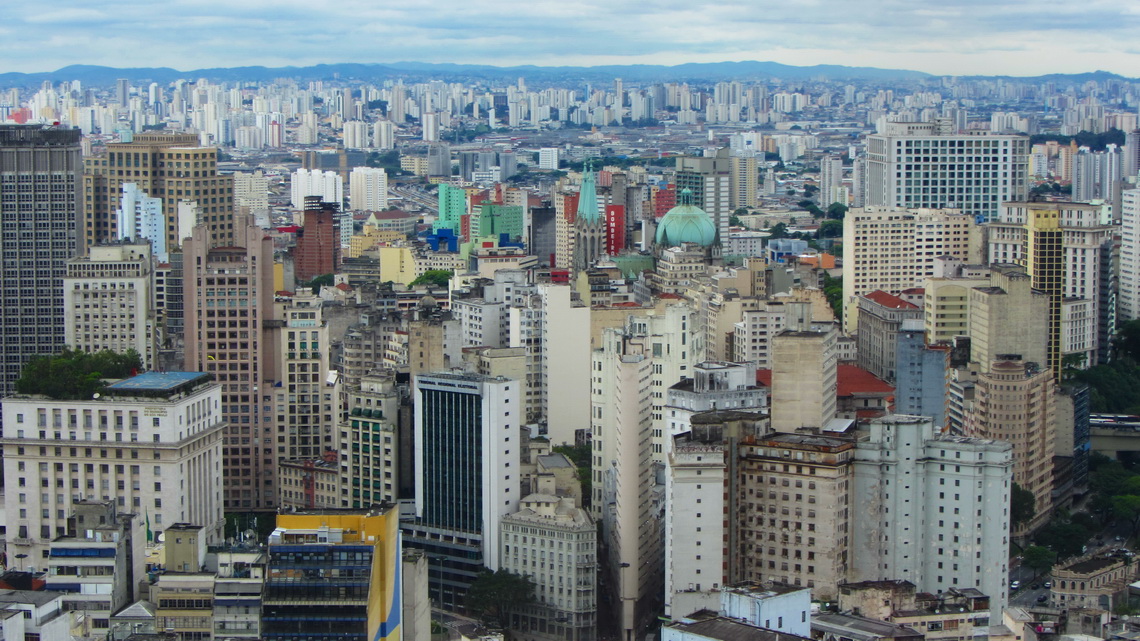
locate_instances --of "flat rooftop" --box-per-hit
[106,372,211,394]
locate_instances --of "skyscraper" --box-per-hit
[407,372,520,610]
[0,125,81,395]
[864,120,1029,223]
[294,197,341,282]
[676,149,732,240]
[349,167,389,212]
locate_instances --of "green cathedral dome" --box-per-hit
[655,189,717,247]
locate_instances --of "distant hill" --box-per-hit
[0,61,1132,87]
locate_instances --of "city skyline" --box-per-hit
[4,0,1140,78]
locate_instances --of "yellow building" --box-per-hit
[377,245,418,286]
[267,508,402,641]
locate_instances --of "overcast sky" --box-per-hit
[4,0,1140,77]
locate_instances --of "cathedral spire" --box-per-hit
[577,159,601,224]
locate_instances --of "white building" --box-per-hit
[374,120,396,150]
[115,183,166,261]
[233,170,270,221]
[539,147,561,170]
[0,590,70,641]
[537,283,591,446]
[349,166,389,212]
[720,583,813,636]
[343,120,371,149]
[864,120,1029,223]
[64,243,159,370]
[663,362,767,444]
[841,207,977,333]
[290,168,343,210]
[665,424,727,617]
[818,155,844,207]
[500,494,596,641]
[851,415,1012,618]
[2,371,225,570]
[1123,188,1140,322]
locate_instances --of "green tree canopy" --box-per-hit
[466,568,535,624]
[1010,482,1036,530]
[410,270,453,288]
[299,273,335,295]
[1023,545,1055,577]
[817,220,843,239]
[826,203,849,219]
[15,349,143,400]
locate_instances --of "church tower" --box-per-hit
[572,162,607,272]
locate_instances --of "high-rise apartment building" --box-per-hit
[290,168,343,210]
[770,322,839,432]
[184,218,278,510]
[894,321,950,428]
[851,415,1012,617]
[349,166,389,212]
[406,372,520,611]
[729,155,757,209]
[964,358,1055,534]
[818,155,844,207]
[855,291,922,382]
[83,132,235,251]
[340,372,403,508]
[967,265,1049,371]
[1,371,225,568]
[841,207,977,333]
[273,292,338,461]
[233,170,270,220]
[294,197,341,282]
[1122,188,1140,322]
[64,242,159,370]
[864,120,1029,223]
[0,125,81,395]
[539,147,560,170]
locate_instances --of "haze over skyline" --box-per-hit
[5,0,1140,78]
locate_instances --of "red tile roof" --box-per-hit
[863,290,918,310]
[837,364,895,397]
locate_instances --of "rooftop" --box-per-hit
[668,612,813,641]
[812,613,924,639]
[0,589,61,607]
[863,290,918,310]
[106,372,212,395]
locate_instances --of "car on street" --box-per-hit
[1043,581,1052,588]
[1037,594,1048,603]
[1011,581,1021,590]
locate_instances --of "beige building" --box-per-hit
[1052,555,1140,610]
[967,266,1050,370]
[340,372,402,507]
[63,242,159,369]
[770,322,839,431]
[924,273,990,343]
[964,358,1055,534]
[83,132,235,251]
[841,207,978,333]
[737,432,856,600]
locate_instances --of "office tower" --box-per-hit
[770,321,839,432]
[264,509,403,641]
[729,155,757,209]
[373,119,396,150]
[841,207,977,333]
[818,155,844,207]
[184,219,278,510]
[274,292,337,461]
[894,321,950,428]
[0,125,81,395]
[294,198,341,282]
[864,120,1029,222]
[539,283,591,445]
[349,167,389,212]
[1,371,225,568]
[676,149,732,240]
[1122,188,1140,321]
[290,168,343,209]
[988,202,1116,373]
[539,147,560,170]
[855,291,922,382]
[233,170,270,220]
[115,182,168,260]
[426,143,450,177]
[500,495,597,641]
[83,132,235,251]
[738,432,855,600]
[422,112,441,142]
[851,415,1012,617]
[45,501,144,637]
[407,372,520,610]
[473,203,525,242]
[591,328,663,640]
[965,358,1055,534]
[851,156,866,206]
[64,243,158,370]
[922,260,992,343]
[967,265,1050,370]
[573,167,606,272]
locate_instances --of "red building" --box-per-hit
[294,197,341,282]
[605,204,625,255]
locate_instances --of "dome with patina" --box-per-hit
[655,189,717,247]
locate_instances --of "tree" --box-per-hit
[767,223,789,239]
[822,273,844,322]
[1115,320,1140,362]
[15,349,143,400]
[1010,482,1036,530]
[409,270,452,288]
[299,273,335,295]
[1115,495,1140,538]
[1035,520,1089,559]
[826,202,849,219]
[817,220,843,239]
[466,568,535,624]
[1023,545,1055,578]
